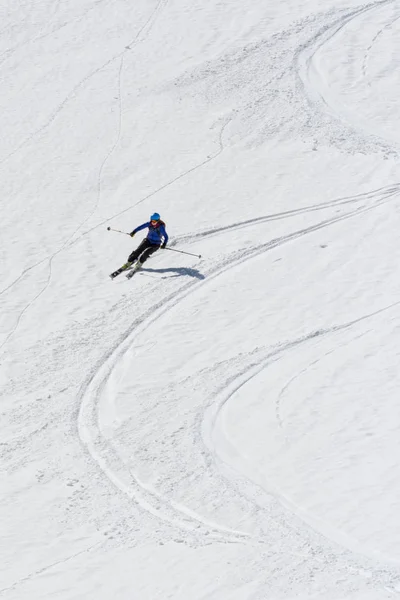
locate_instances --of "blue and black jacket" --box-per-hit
[131,220,168,246]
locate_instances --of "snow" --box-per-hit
[2,0,400,597]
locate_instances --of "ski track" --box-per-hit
[296,0,399,153]
[274,331,370,431]
[78,182,400,550]
[0,542,103,597]
[361,9,400,81]
[177,183,400,245]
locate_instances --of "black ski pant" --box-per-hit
[128,239,160,265]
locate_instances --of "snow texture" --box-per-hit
[1,0,400,598]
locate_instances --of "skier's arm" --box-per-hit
[130,222,150,237]
[160,225,169,248]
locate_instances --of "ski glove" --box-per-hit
[161,242,167,249]
[130,232,135,238]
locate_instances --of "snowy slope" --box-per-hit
[2,0,400,598]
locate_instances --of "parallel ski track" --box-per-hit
[78,183,400,547]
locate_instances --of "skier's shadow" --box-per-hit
[140,266,205,280]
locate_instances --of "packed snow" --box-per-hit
[2,0,400,598]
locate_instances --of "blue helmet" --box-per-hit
[150,212,160,221]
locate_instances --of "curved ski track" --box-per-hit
[296,0,399,153]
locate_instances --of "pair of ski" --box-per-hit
[110,261,141,280]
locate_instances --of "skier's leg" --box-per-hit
[125,243,157,278]
[128,239,149,264]
[139,244,159,264]
[110,241,153,279]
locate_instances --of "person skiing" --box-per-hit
[110,213,168,279]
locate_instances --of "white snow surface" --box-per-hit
[2,0,400,598]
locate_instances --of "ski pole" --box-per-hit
[164,247,202,259]
[107,226,131,236]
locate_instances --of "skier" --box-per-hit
[110,213,168,279]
